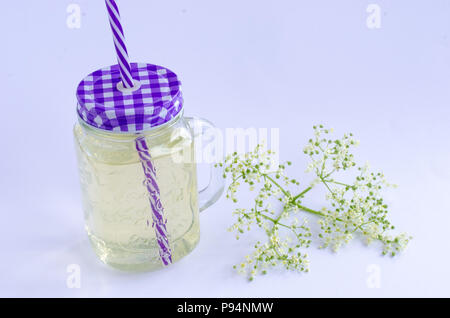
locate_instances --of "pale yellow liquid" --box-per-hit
[74,122,200,271]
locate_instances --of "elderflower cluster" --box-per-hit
[234,227,311,281]
[222,125,411,281]
[304,125,359,175]
[304,127,412,253]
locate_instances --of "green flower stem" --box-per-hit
[262,173,342,222]
[295,204,325,217]
[326,180,354,188]
[320,176,335,195]
[261,214,293,230]
[292,186,313,201]
[262,174,290,197]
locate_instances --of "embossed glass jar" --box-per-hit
[74,63,223,271]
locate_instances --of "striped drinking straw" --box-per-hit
[104,0,173,266]
[105,0,134,88]
[135,137,173,266]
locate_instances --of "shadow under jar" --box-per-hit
[74,63,223,271]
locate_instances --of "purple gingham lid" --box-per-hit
[76,63,183,132]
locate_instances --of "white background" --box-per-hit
[1,0,449,297]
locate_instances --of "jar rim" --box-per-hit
[76,109,185,140]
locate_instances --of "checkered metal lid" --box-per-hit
[76,63,183,132]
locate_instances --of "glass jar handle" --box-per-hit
[185,117,225,212]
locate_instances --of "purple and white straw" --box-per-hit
[135,137,173,266]
[105,0,134,88]
[104,1,172,265]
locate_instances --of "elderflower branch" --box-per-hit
[222,125,411,280]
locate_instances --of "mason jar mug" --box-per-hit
[74,63,224,271]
